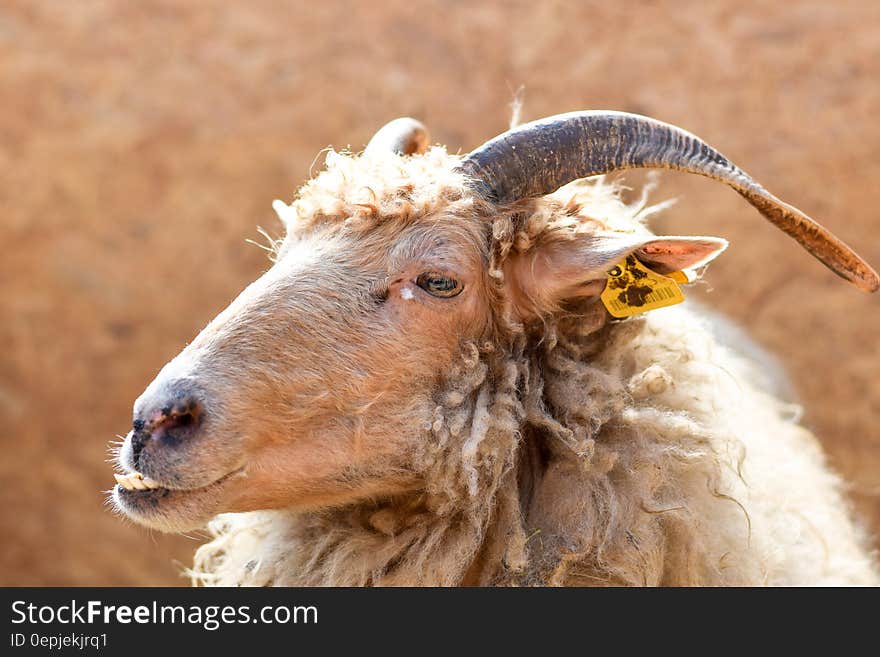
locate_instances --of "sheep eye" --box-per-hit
[415,272,462,298]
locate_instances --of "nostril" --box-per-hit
[151,398,205,437]
[176,412,194,428]
[131,395,206,464]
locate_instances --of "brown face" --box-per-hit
[112,213,491,532]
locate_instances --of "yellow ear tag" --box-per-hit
[600,255,687,318]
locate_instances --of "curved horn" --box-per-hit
[364,117,430,156]
[458,111,878,293]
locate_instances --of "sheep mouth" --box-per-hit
[111,467,244,531]
[113,467,243,493]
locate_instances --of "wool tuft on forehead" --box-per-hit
[281,147,479,235]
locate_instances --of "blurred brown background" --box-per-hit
[1,0,878,585]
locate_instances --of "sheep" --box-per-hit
[111,112,880,586]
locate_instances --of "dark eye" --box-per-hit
[415,272,463,298]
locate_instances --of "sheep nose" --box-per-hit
[130,384,206,463]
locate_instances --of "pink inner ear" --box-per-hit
[636,238,728,274]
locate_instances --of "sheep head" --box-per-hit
[112,114,876,533]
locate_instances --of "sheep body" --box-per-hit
[189,149,877,585]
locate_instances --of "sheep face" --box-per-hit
[112,148,725,532]
[112,153,496,531]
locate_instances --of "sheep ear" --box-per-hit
[504,232,727,318]
[633,235,729,274]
